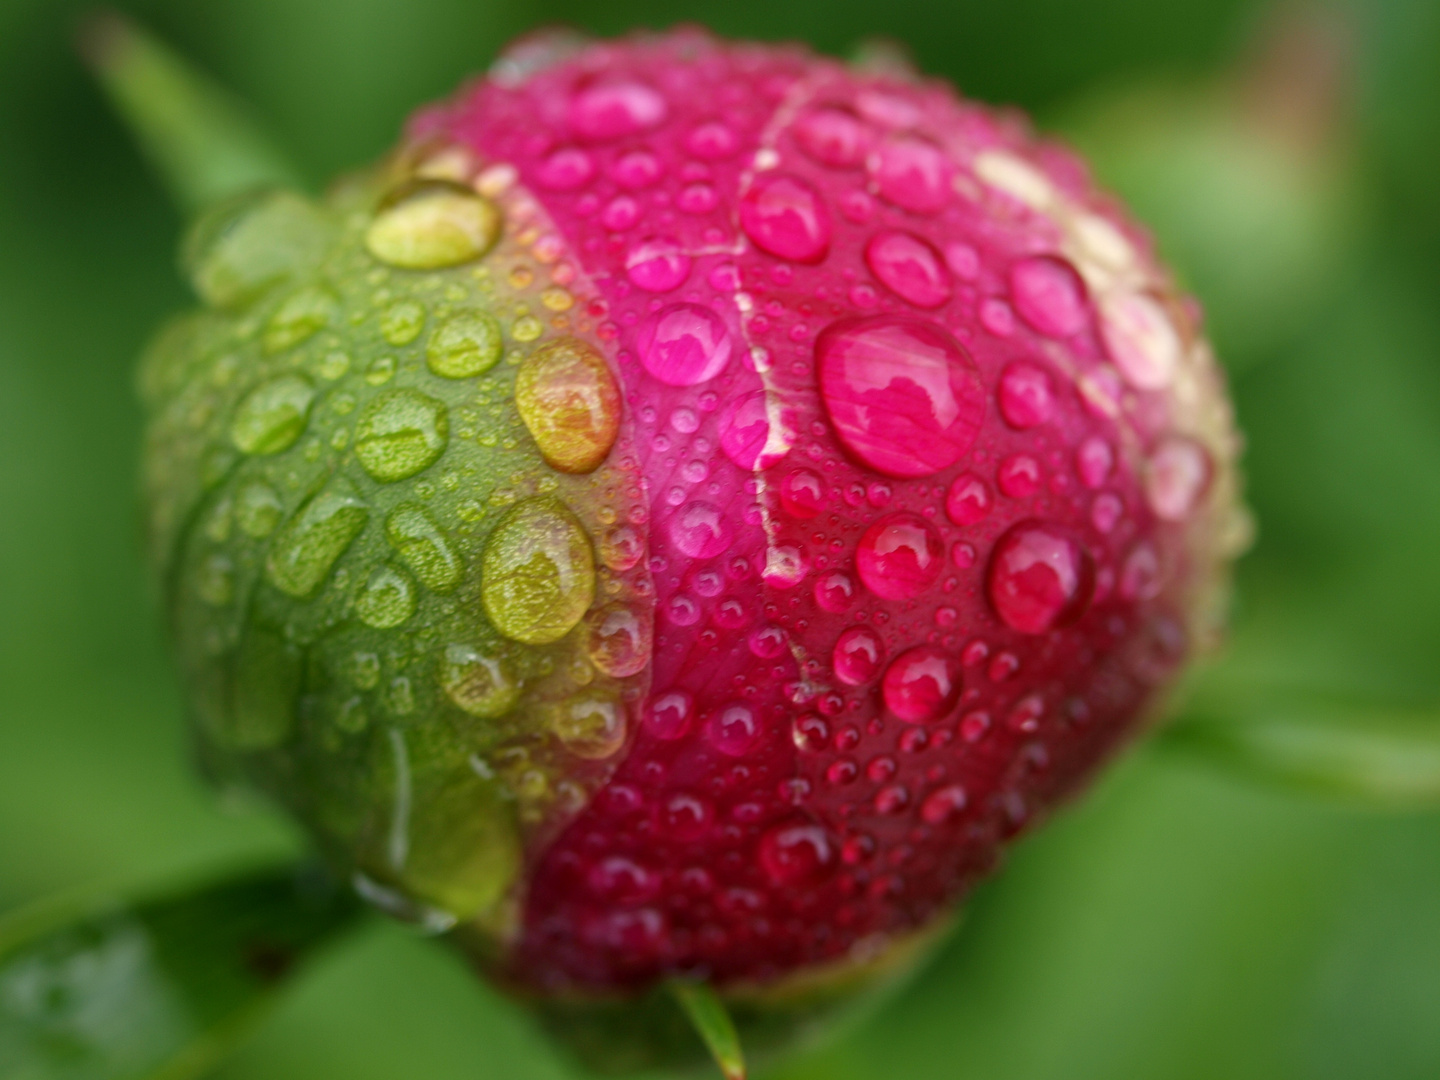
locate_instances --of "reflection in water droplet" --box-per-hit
[945,473,992,526]
[719,390,788,470]
[265,477,369,598]
[626,236,692,291]
[987,522,1095,633]
[427,310,503,379]
[686,119,739,159]
[882,646,962,722]
[920,784,967,824]
[636,303,731,386]
[355,388,450,482]
[817,315,985,478]
[587,603,653,677]
[814,571,856,612]
[1076,436,1114,489]
[706,701,762,757]
[1010,256,1088,338]
[365,181,501,269]
[515,337,621,473]
[612,148,663,189]
[552,689,627,759]
[230,375,315,455]
[600,525,644,571]
[481,497,595,645]
[356,563,418,627]
[380,300,426,346]
[645,689,694,740]
[864,231,952,309]
[870,136,951,214]
[740,174,831,263]
[386,503,463,593]
[857,512,944,599]
[780,468,825,518]
[998,362,1055,429]
[440,644,520,718]
[668,501,732,558]
[833,626,885,685]
[759,822,834,885]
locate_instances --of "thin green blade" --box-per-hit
[669,980,747,1080]
[78,11,303,213]
[0,861,363,1080]
[1160,689,1440,809]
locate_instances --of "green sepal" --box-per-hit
[670,981,747,1080]
[0,860,364,1080]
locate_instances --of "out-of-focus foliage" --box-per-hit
[2,1,1440,1079]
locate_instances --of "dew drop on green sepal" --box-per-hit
[380,299,427,345]
[440,643,521,718]
[355,563,418,628]
[354,387,449,482]
[235,480,284,537]
[427,310,503,378]
[481,497,596,645]
[385,503,463,593]
[229,374,315,454]
[265,476,370,598]
[182,189,335,310]
[263,285,338,354]
[549,687,627,759]
[365,180,501,270]
[210,625,302,750]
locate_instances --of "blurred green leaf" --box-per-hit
[0,862,363,1080]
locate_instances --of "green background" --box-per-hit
[3,0,1440,1076]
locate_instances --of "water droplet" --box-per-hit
[920,784,967,824]
[645,689,694,740]
[759,822,834,885]
[749,624,787,658]
[706,701,762,757]
[668,501,731,559]
[236,481,283,537]
[552,689,626,759]
[864,231,952,308]
[833,626,885,685]
[587,603,652,677]
[440,644,520,718]
[427,310,502,378]
[626,236,692,291]
[600,524,644,571]
[636,303,732,385]
[612,148,663,189]
[814,571,857,612]
[386,503,463,593]
[972,150,1054,210]
[882,645,961,722]
[857,512,944,600]
[1146,436,1212,520]
[481,497,595,645]
[740,173,831,263]
[869,136,951,214]
[1091,492,1123,533]
[356,563,417,627]
[780,468,825,518]
[263,286,336,353]
[355,388,449,482]
[230,375,315,455]
[817,315,985,478]
[1101,292,1182,390]
[570,79,667,141]
[658,792,713,840]
[265,477,369,597]
[515,337,621,473]
[794,107,868,168]
[987,522,1095,633]
[182,189,332,310]
[686,119,739,159]
[536,146,595,190]
[719,389,788,470]
[762,544,808,588]
[380,299,426,345]
[365,181,501,269]
[196,554,234,606]
[1076,436,1113,489]
[1010,256,1088,338]
[1120,542,1161,601]
[945,473,992,526]
[677,182,718,214]
[873,784,910,814]
[998,453,1042,499]
[998,361,1055,429]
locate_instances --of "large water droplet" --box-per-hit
[515,337,621,474]
[817,315,985,478]
[833,626,885,685]
[265,477,369,598]
[864,231,951,309]
[794,107,868,168]
[882,646,961,722]
[626,236,692,291]
[740,173,831,263]
[987,522,1095,633]
[355,388,450,482]
[857,512,944,599]
[365,181,501,269]
[997,361,1055,429]
[427,310,502,379]
[1146,436,1212,521]
[570,79,667,141]
[481,497,595,645]
[869,136,951,214]
[758,822,834,886]
[1101,292,1182,390]
[636,303,731,386]
[551,689,627,759]
[230,375,315,455]
[356,563,418,627]
[587,603,652,677]
[386,503,463,593]
[668,501,732,559]
[440,644,520,718]
[719,389,789,471]
[1010,256,1088,338]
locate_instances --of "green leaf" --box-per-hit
[670,981,747,1080]
[0,861,363,1080]
[1160,690,1440,809]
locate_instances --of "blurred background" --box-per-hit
[3,0,1440,1077]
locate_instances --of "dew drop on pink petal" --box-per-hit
[570,79,667,141]
[749,624,787,658]
[645,689,694,740]
[869,136,952,214]
[814,571,857,612]
[686,119,739,159]
[706,701,763,756]
[626,236,691,291]
[1101,292,1182,390]
[602,195,640,231]
[864,231,952,309]
[856,512,944,599]
[987,521,1096,633]
[636,303,732,385]
[759,822,834,886]
[740,173,832,263]
[882,646,962,722]
[816,315,985,478]
[1120,542,1162,602]
[998,361,1055,429]
[678,182,718,213]
[536,147,595,190]
[1146,436,1212,520]
[668,501,732,558]
[587,855,659,903]
[1010,255,1089,337]
[612,148,664,189]
[832,626,885,685]
[946,473,992,526]
[762,544,808,589]
[719,389,789,470]
[997,453,1042,499]
[1076,436,1114,489]
[780,468,825,518]
[793,106,868,168]
[920,783,968,824]
[658,791,713,840]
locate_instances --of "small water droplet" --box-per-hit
[552,688,627,759]
[536,146,596,191]
[945,473,992,526]
[759,822,834,885]
[645,689,694,740]
[481,497,596,645]
[794,106,868,168]
[864,230,951,308]
[600,524,644,571]
[365,181,501,269]
[706,701,763,757]
[920,784,967,824]
[265,477,369,597]
[427,310,502,378]
[587,603,652,677]
[196,554,234,606]
[230,374,315,455]
[998,454,1042,499]
[658,791,714,840]
[740,173,831,263]
[1076,436,1113,489]
[570,79,667,141]
[515,337,621,473]
[1010,256,1088,338]
[668,501,732,558]
[626,236,692,291]
[636,303,731,385]
[814,571,857,612]
[987,522,1095,633]
[612,148,663,189]
[440,644,519,717]
[355,388,449,482]
[1101,292,1182,390]
[236,481,283,537]
[998,361,1055,429]
[677,182,718,214]
[833,626,885,685]
[882,645,961,722]
[857,512,944,599]
[263,286,336,354]
[1146,436,1212,520]
[356,563,418,627]
[719,389,789,470]
[780,468,825,518]
[380,299,426,345]
[601,195,641,231]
